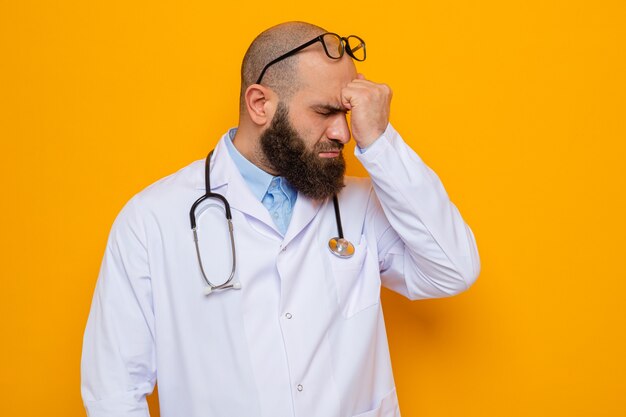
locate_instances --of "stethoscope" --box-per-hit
[189,150,355,295]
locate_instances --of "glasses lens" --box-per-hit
[346,36,366,61]
[322,33,343,59]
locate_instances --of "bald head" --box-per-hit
[239,22,326,113]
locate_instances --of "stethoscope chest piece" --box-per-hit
[328,237,355,258]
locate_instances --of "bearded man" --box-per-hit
[81,21,480,417]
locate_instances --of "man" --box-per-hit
[81,21,480,417]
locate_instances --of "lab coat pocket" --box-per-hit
[329,236,380,318]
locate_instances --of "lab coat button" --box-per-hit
[297,384,303,392]
[285,312,292,319]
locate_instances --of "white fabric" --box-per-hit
[81,123,480,417]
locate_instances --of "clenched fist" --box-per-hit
[341,74,393,148]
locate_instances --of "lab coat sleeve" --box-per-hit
[356,123,480,299]
[81,196,156,416]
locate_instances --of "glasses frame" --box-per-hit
[255,32,366,84]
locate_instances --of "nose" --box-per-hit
[325,114,351,144]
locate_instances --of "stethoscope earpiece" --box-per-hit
[203,281,242,296]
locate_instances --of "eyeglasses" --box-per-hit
[256,32,366,84]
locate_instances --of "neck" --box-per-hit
[232,125,278,176]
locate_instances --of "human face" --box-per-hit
[286,49,358,154]
[259,53,358,200]
[259,102,346,200]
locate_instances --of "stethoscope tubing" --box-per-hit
[190,150,238,293]
[189,149,354,295]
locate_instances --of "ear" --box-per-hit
[244,84,276,126]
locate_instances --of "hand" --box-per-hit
[341,74,393,148]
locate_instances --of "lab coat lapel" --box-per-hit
[198,136,277,229]
[282,193,323,247]
[197,133,324,240]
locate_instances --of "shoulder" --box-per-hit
[111,159,205,231]
[134,159,204,205]
[119,159,207,220]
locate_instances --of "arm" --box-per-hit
[81,197,156,416]
[357,124,480,299]
[342,76,480,299]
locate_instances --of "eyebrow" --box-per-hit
[311,104,348,114]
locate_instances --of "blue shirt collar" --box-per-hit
[224,128,296,204]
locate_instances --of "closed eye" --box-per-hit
[312,104,349,117]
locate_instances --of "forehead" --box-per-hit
[293,49,357,104]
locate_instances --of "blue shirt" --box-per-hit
[224,128,297,235]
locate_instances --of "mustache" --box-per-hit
[315,142,344,152]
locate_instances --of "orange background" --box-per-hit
[1,1,625,416]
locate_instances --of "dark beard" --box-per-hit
[259,102,345,200]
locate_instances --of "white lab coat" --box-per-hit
[81,124,480,417]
